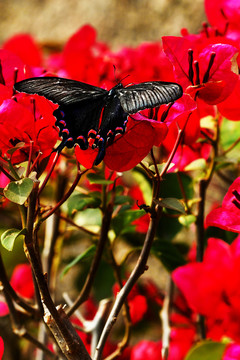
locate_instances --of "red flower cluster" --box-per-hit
[0,47,59,174]
[173,237,240,350]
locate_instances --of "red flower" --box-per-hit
[218,77,240,120]
[113,283,148,325]
[0,264,34,316]
[172,236,240,342]
[3,34,42,68]
[130,340,162,360]
[75,111,168,171]
[161,94,199,151]
[0,171,9,188]
[0,49,33,90]
[0,95,59,165]
[206,177,240,232]
[112,42,176,84]
[10,264,35,299]
[0,337,3,360]
[162,36,238,105]
[205,0,240,34]
[168,314,195,360]
[62,25,110,85]
[223,343,240,360]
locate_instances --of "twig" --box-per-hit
[93,204,162,360]
[25,181,91,359]
[222,136,240,155]
[38,151,60,196]
[64,293,112,358]
[104,252,131,360]
[0,253,57,359]
[161,276,174,360]
[40,167,87,223]
[0,251,39,317]
[58,213,98,236]
[67,201,114,316]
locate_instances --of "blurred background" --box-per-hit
[0,0,206,49]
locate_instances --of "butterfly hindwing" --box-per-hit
[116,81,183,114]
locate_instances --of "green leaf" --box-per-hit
[74,208,102,229]
[185,341,227,360]
[61,244,96,278]
[87,173,114,185]
[132,170,152,204]
[200,115,216,130]
[3,178,34,205]
[67,193,101,214]
[179,214,196,227]
[114,195,132,205]
[7,142,25,155]
[160,173,194,199]
[1,228,27,251]
[221,117,240,150]
[151,239,186,272]
[158,198,186,214]
[112,209,144,236]
[184,158,207,172]
[149,162,175,173]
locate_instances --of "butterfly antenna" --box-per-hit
[113,65,130,85]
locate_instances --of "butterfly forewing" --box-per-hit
[116,81,183,114]
[14,77,107,106]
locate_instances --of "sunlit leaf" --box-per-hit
[112,209,144,236]
[1,228,27,251]
[67,193,101,214]
[3,178,33,205]
[179,214,196,227]
[6,142,25,155]
[158,197,186,213]
[185,341,226,360]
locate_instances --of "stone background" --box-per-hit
[0,0,206,49]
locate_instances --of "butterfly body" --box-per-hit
[14,77,183,165]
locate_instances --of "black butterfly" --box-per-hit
[14,77,183,165]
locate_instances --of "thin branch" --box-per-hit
[26,141,34,177]
[38,151,60,196]
[17,329,59,360]
[25,181,91,359]
[160,123,183,178]
[222,136,240,155]
[59,213,98,236]
[40,167,87,223]
[161,276,174,360]
[104,252,131,360]
[93,204,162,360]
[67,201,114,317]
[0,251,39,317]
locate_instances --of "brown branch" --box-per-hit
[25,181,91,360]
[0,251,39,317]
[67,201,114,317]
[104,252,131,360]
[38,151,60,196]
[93,204,162,360]
[40,167,87,223]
